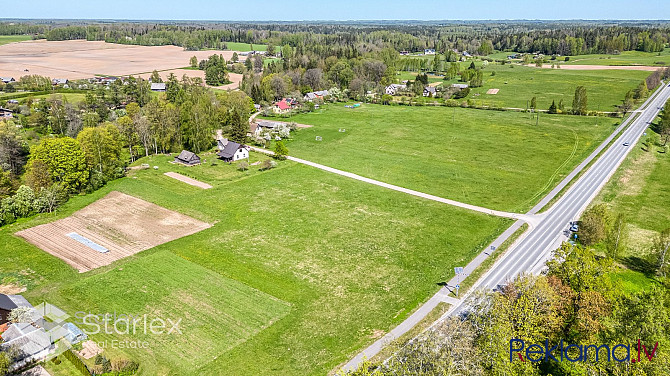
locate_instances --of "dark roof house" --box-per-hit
[174,150,201,166]
[0,77,15,84]
[217,141,246,162]
[0,294,32,325]
[0,107,13,119]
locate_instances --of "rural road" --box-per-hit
[341,81,670,372]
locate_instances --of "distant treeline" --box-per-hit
[0,21,667,55]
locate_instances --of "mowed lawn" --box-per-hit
[452,64,650,111]
[8,159,508,375]
[272,104,617,212]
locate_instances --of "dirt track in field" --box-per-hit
[0,39,242,88]
[15,191,210,272]
[164,172,213,189]
[538,64,662,71]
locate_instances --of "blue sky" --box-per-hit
[4,0,669,21]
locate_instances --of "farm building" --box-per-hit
[51,78,69,86]
[151,82,166,92]
[0,77,15,84]
[0,294,33,325]
[304,90,329,102]
[217,141,248,162]
[257,120,282,130]
[174,150,201,166]
[451,83,469,89]
[423,86,437,97]
[385,84,407,95]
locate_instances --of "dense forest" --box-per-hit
[1,21,668,54]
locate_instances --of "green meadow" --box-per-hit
[446,64,650,111]
[488,48,670,66]
[269,104,618,212]
[5,156,507,375]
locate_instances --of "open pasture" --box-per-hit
[455,64,651,110]
[15,191,211,272]
[270,104,618,212]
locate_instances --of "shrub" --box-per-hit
[238,161,249,171]
[259,159,277,171]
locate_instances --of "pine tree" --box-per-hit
[229,109,248,144]
[548,100,557,114]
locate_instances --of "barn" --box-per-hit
[174,150,201,166]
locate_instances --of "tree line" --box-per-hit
[0,74,254,227]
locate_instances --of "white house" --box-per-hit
[385,84,407,96]
[423,86,437,97]
[424,49,436,55]
[217,140,248,162]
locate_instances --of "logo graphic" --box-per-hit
[510,339,659,363]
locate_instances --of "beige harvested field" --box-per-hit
[538,64,661,71]
[164,171,213,189]
[0,39,241,87]
[15,191,211,272]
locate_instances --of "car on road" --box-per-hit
[623,142,630,146]
[569,222,579,232]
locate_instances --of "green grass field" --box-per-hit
[224,41,280,53]
[445,64,650,111]
[266,104,617,212]
[5,155,507,375]
[591,122,670,293]
[0,34,32,46]
[561,48,670,66]
[487,48,670,66]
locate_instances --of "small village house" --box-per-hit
[174,150,201,166]
[451,83,469,89]
[273,99,294,114]
[0,294,32,325]
[385,84,406,96]
[423,86,437,97]
[0,108,13,120]
[0,77,15,84]
[217,140,249,162]
[424,49,436,55]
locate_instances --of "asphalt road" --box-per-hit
[467,82,670,293]
[341,81,670,372]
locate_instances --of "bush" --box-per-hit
[259,159,277,171]
[238,161,249,171]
